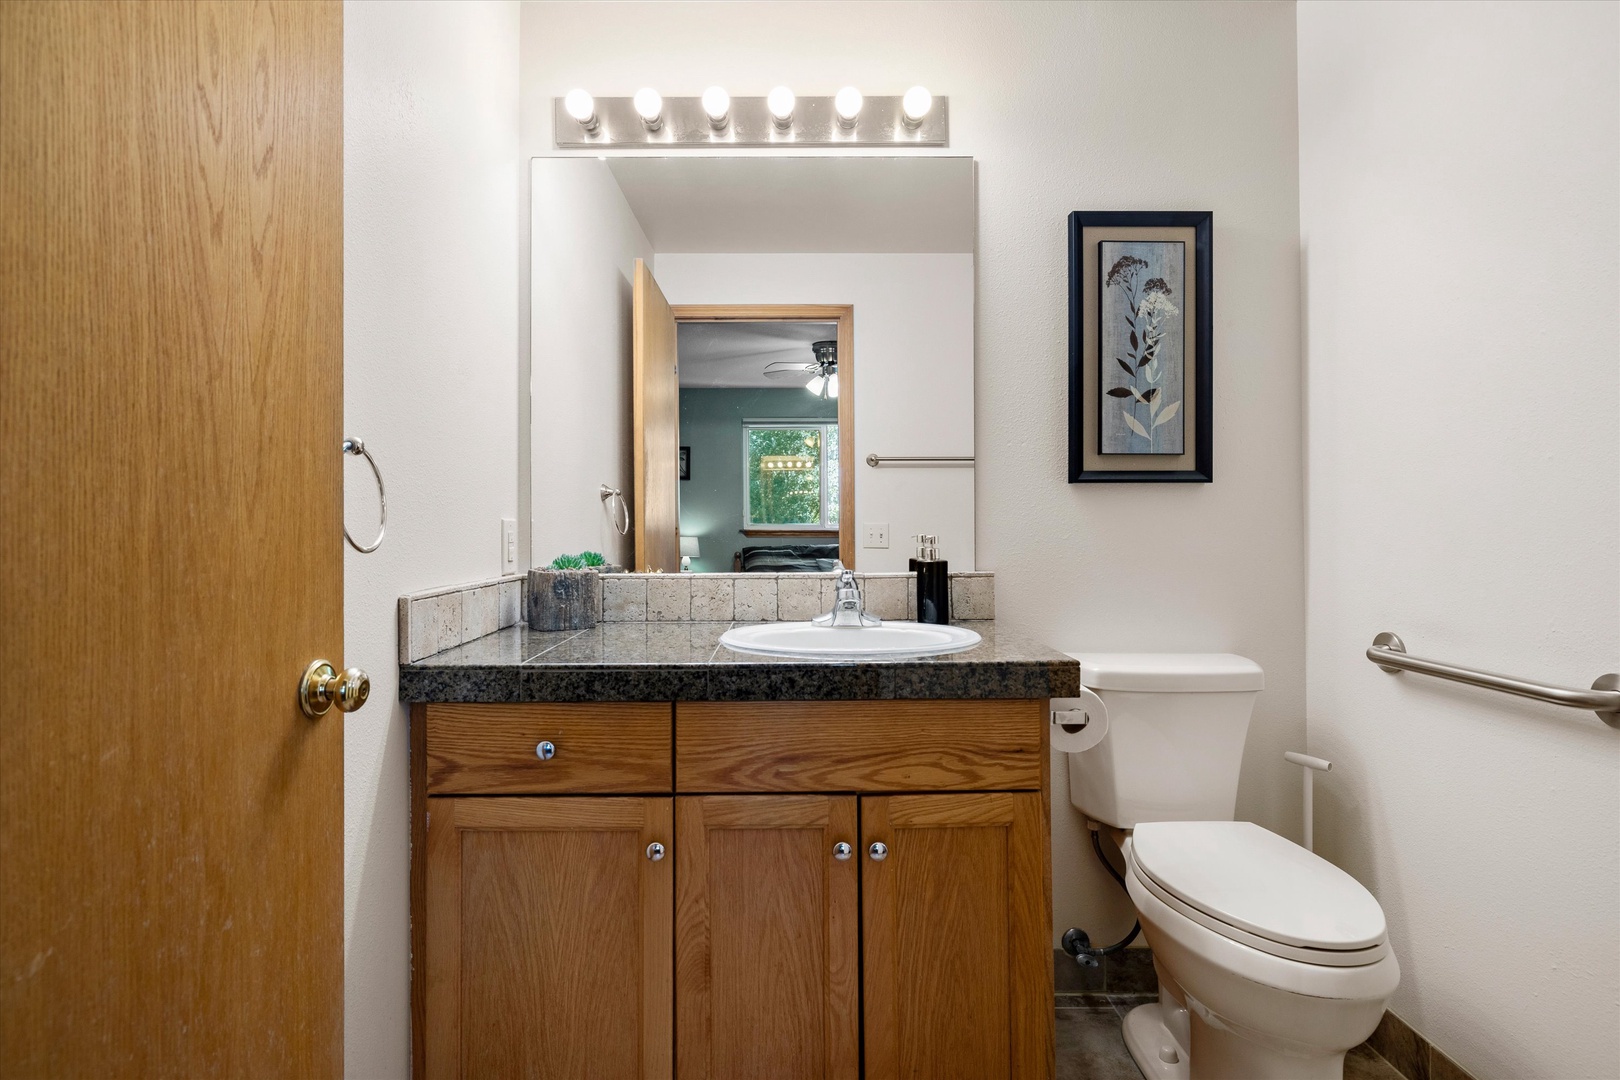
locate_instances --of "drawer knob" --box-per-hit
[832,842,852,861]
[868,841,888,862]
[646,842,665,862]
[535,740,556,760]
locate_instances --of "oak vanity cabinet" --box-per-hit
[412,699,1054,1080]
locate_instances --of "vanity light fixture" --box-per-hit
[766,85,795,130]
[552,89,947,148]
[563,88,599,134]
[901,85,933,128]
[834,86,863,129]
[633,87,663,130]
[701,85,730,129]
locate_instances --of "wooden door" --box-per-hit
[633,259,680,572]
[425,797,674,1079]
[675,796,860,1079]
[862,793,1054,1080]
[0,3,344,1076]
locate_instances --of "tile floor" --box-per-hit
[1054,996,1407,1080]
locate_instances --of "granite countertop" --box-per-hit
[399,620,1080,703]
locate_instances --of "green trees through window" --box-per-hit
[745,422,839,527]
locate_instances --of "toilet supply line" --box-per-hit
[1060,826,1141,968]
[1285,750,1332,852]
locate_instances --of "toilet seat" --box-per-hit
[1130,821,1389,968]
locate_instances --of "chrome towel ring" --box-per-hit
[599,484,630,536]
[343,438,386,553]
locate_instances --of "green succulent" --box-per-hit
[578,551,606,567]
[549,553,585,570]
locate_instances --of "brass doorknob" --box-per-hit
[300,659,370,718]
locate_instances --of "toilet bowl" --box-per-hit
[1061,654,1399,1080]
[1121,821,1399,1079]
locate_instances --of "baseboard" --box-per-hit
[1366,1010,1479,1080]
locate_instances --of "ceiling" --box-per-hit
[677,321,838,388]
[607,156,975,254]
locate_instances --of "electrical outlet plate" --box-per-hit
[501,518,517,573]
[863,523,890,549]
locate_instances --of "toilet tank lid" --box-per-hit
[1065,652,1264,692]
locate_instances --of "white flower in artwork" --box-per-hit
[1137,292,1180,322]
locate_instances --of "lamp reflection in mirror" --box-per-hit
[680,534,701,572]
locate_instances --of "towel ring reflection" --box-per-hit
[599,484,630,536]
[344,438,386,553]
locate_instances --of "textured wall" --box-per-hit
[520,0,1307,953]
[343,3,520,1075]
[1298,4,1620,1077]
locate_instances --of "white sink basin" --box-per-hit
[719,621,982,660]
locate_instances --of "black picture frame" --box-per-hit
[1068,210,1213,483]
[679,446,690,481]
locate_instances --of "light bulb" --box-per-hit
[633,87,663,129]
[826,372,839,399]
[767,86,795,128]
[834,86,863,127]
[805,374,826,396]
[902,85,932,127]
[564,88,598,132]
[701,85,730,127]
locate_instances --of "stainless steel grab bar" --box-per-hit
[864,454,975,467]
[1367,632,1620,725]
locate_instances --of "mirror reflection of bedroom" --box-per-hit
[677,319,849,574]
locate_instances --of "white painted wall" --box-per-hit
[343,3,520,1076]
[654,253,976,572]
[520,0,1306,950]
[1298,4,1619,1077]
[530,159,654,568]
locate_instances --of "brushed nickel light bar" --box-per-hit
[554,86,948,149]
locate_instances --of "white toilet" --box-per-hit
[1064,653,1399,1080]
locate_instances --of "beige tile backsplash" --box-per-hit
[400,571,993,662]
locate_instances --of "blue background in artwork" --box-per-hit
[1099,240,1185,454]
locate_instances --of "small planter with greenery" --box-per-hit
[527,552,609,631]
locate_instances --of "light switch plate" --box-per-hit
[863,523,890,549]
[501,518,518,574]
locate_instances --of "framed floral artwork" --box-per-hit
[1068,211,1212,482]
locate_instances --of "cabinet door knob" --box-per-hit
[868,841,888,861]
[646,842,665,861]
[832,842,852,860]
[535,740,556,760]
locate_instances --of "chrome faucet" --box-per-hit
[812,568,881,628]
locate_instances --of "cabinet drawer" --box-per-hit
[675,700,1045,793]
[425,703,672,794]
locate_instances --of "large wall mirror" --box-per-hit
[531,156,975,574]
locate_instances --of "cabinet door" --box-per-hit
[862,793,1053,1080]
[425,796,673,1080]
[676,795,860,1079]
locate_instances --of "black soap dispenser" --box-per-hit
[912,534,951,625]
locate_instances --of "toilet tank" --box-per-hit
[1064,653,1264,828]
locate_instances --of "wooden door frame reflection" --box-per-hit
[670,304,855,569]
